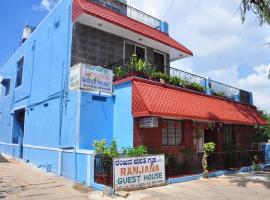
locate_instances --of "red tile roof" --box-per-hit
[132,79,267,125]
[72,0,193,56]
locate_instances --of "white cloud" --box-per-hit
[205,64,270,112]
[131,0,270,112]
[33,0,58,12]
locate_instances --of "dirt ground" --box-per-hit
[1,154,270,200]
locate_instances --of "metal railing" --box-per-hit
[166,150,265,178]
[94,155,113,187]
[90,0,162,30]
[209,80,251,104]
[106,59,207,93]
[106,59,252,104]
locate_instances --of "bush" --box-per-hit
[122,146,148,157]
[202,142,216,178]
[93,139,119,158]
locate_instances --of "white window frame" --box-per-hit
[15,56,24,89]
[193,124,205,153]
[123,40,147,60]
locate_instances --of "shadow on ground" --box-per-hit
[228,172,270,189]
[0,154,8,163]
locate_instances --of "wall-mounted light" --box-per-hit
[98,23,103,27]
[139,38,143,41]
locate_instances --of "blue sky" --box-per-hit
[1,0,269,112]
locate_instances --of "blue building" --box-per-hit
[0,0,267,187]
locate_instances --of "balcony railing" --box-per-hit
[105,58,252,104]
[210,80,251,104]
[106,59,207,93]
[90,0,162,30]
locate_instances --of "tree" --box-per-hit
[254,112,270,142]
[240,0,270,25]
[202,142,216,178]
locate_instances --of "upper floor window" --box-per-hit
[124,41,146,60]
[1,79,10,96]
[15,57,24,88]
[162,119,183,146]
[154,51,166,72]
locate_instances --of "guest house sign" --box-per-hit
[70,63,113,95]
[113,155,165,191]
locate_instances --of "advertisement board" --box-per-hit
[113,155,165,191]
[70,63,113,95]
[139,117,159,128]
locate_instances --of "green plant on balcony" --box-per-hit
[213,91,226,98]
[114,66,127,80]
[160,72,170,83]
[186,82,205,93]
[179,79,190,88]
[169,76,181,86]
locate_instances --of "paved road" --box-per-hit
[0,154,90,200]
[1,154,270,200]
[90,172,270,200]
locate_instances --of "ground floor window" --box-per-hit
[193,123,205,152]
[162,119,182,146]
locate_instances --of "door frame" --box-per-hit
[12,105,26,159]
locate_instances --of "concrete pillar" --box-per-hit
[58,150,63,176]
[205,78,212,95]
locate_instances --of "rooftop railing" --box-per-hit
[105,58,252,105]
[90,0,162,30]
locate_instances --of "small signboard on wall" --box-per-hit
[113,155,165,191]
[140,117,158,128]
[70,63,113,95]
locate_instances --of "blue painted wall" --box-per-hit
[113,81,134,149]
[78,91,114,150]
[0,0,73,148]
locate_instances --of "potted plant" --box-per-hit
[169,76,181,86]
[186,82,205,93]
[93,139,119,186]
[113,66,127,81]
[160,73,170,84]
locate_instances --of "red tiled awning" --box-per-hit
[132,80,267,125]
[72,0,193,56]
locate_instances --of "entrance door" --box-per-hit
[13,109,25,159]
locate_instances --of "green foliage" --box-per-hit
[254,111,270,142]
[202,142,216,178]
[240,0,270,25]
[169,76,181,86]
[187,82,205,92]
[114,66,127,78]
[93,139,119,158]
[213,91,226,98]
[252,155,262,171]
[108,139,119,158]
[122,146,148,157]
[204,142,216,153]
